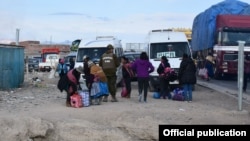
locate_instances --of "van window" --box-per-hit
[149,42,190,59]
[76,47,106,62]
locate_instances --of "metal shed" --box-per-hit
[0,44,25,90]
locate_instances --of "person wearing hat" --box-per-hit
[65,66,83,107]
[88,60,108,105]
[99,44,120,102]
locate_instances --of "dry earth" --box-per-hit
[0,71,249,141]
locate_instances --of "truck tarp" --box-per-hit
[191,0,250,51]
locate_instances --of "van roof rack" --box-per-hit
[96,36,115,40]
[151,29,173,32]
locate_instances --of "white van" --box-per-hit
[75,36,124,68]
[145,29,192,91]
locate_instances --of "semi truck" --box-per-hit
[191,0,250,79]
[38,48,60,72]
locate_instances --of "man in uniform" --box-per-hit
[99,44,120,102]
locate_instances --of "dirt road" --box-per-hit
[0,72,249,141]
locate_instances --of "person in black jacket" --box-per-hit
[178,53,196,102]
[69,57,75,70]
[157,56,171,99]
[83,55,92,91]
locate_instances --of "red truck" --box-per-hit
[191,1,250,79]
[41,48,60,62]
[39,48,60,72]
[213,15,250,79]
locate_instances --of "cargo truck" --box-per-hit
[38,48,60,72]
[191,0,250,79]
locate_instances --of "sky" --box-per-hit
[0,0,249,46]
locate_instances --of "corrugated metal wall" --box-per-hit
[0,44,24,90]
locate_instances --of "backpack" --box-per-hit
[164,67,178,82]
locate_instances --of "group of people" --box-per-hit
[196,50,250,93]
[58,43,198,107]
[196,51,215,81]
[156,53,196,102]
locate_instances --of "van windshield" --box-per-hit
[149,42,190,59]
[76,48,106,63]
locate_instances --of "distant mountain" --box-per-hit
[41,40,72,45]
[0,39,72,45]
[0,39,14,44]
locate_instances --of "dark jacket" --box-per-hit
[83,61,93,89]
[178,58,196,85]
[99,51,120,76]
[69,58,75,70]
[57,74,69,92]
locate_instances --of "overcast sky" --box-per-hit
[0,0,249,45]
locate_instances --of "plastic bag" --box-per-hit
[121,86,128,97]
[198,68,208,79]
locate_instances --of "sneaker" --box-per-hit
[138,94,142,102]
[111,96,118,102]
[144,100,147,103]
[188,101,192,103]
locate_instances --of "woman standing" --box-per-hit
[131,52,154,103]
[178,53,196,102]
[157,56,171,99]
[121,56,134,98]
[204,53,215,80]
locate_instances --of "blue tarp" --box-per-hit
[191,0,250,51]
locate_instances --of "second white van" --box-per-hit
[145,29,192,91]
